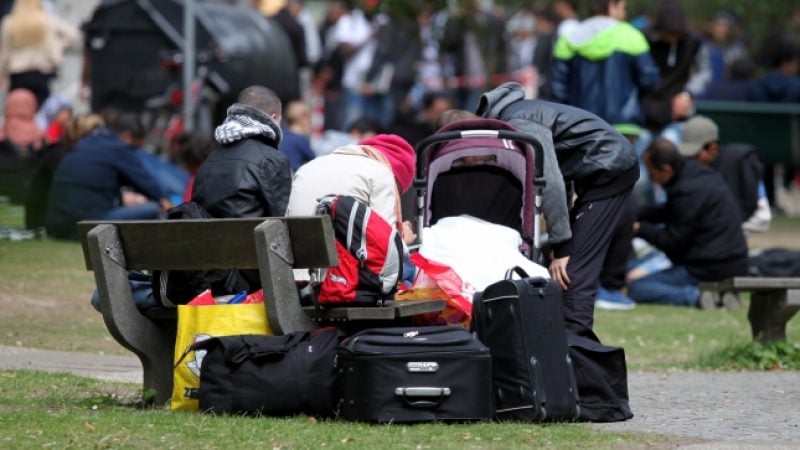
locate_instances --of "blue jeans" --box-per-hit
[402,254,416,286]
[628,265,700,306]
[343,88,367,130]
[91,271,159,312]
[137,151,190,202]
[627,249,673,278]
[104,202,161,220]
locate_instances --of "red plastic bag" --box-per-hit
[410,252,476,329]
[186,289,216,306]
[242,289,264,304]
[186,289,265,306]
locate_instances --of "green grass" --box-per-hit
[0,201,23,228]
[763,214,800,233]
[0,371,664,449]
[697,340,800,370]
[597,303,800,370]
[0,239,110,353]
[594,303,759,370]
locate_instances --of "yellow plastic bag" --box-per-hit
[171,302,273,411]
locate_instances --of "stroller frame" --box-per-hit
[414,120,546,262]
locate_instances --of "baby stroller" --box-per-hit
[414,118,546,262]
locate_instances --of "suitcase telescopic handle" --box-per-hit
[394,387,451,408]
[414,130,545,181]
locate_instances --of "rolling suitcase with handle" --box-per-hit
[472,267,580,422]
[335,326,493,423]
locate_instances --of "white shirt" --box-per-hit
[331,10,375,91]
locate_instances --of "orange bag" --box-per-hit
[408,252,475,329]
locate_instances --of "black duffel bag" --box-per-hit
[566,323,634,423]
[194,328,342,416]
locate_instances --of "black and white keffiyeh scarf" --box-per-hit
[214,103,282,146]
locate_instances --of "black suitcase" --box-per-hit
[335,326,493,423]
[472,267,580,422]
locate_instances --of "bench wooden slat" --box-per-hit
[304,300,445,321]
[699,277,800,291]
[77,217,337,271]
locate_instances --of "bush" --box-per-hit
[698,340,800,370]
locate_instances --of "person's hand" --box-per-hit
[360,83,375,96]
[159,198,174,212]
[401,220,417,245]
[633,221,640,233]
[549,255,571,291]
[122,190,148,206]
[671,92,693,120]
[80,83,91,101]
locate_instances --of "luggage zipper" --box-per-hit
[346,200,360,251]
[355,207,370,267]
[481,294,518,303]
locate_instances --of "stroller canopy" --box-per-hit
[419,119,537,240]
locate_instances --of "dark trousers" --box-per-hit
[562,189,630,329]
[599,195,636,290]
[10,70,52,108]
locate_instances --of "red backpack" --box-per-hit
[315,195,403,306]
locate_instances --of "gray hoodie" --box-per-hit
[477,82,639,257]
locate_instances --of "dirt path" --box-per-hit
[595,370,800,447]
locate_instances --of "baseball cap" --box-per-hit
[679,115,719,157]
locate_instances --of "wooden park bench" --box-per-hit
[699,277,800,343]
[78,217,444,405]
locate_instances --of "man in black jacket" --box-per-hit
[477,82,639,329]
[678,115,769,233]
[630,138,748,306]
[192,85,292,218]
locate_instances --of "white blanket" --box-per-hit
[418,215,550,291]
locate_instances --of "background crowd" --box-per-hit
[2,0,800,312]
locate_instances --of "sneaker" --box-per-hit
[696,291,719,310]
[721,291,742,310]
[595,286,636,310]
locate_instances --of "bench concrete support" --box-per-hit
[87,224,175,406]
[254,219,316,334]
[748,289,800,343]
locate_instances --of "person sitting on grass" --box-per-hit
[44,111,170,240]
[629,137,748,307]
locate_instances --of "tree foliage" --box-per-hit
[626,0,798,47]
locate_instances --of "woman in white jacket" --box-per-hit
[287,133,415,234]
[286,134,418,283]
